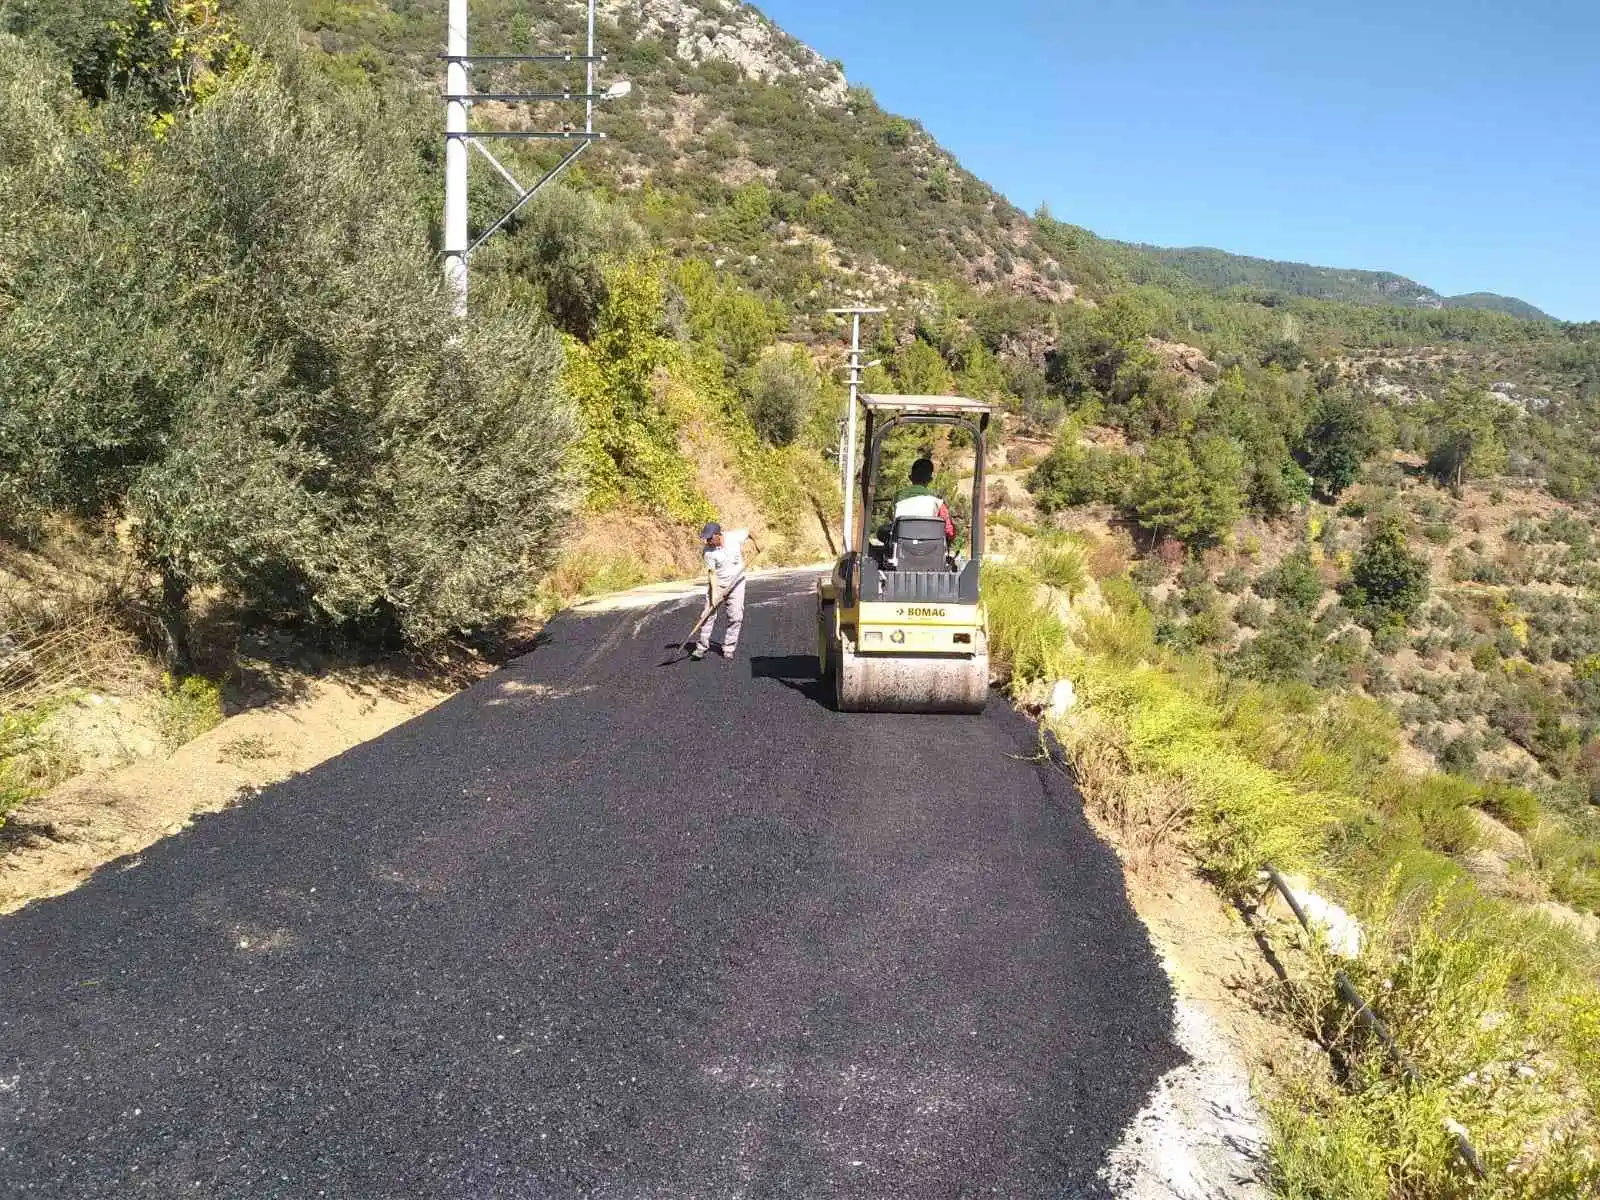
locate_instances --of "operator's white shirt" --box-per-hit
[705,529,750,589]
[894,494,944,519]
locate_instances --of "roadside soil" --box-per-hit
[1085,811,1318,1200]
[1,670,451,914]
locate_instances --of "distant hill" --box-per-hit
[1120,245,1552,321]
[1442,292,1553,321]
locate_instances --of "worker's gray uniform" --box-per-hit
[699,530,749,654]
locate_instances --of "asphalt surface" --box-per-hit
[0,574,1182,1199]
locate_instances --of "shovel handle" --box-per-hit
[685,572,746,640]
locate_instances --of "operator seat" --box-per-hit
[888,516,950,572]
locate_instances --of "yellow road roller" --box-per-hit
[816,394,990,713]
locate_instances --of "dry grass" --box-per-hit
[1,530,160,821]
[0,601,144,714]
[1063,709,1194,874]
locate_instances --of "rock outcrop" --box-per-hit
[601,0,849,106]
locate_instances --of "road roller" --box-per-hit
[816,393,991,714]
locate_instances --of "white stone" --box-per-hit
[1102,995,1268,1199]
[1047,679,1077,718]
[1268,873,1364,960]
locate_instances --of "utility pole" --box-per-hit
[443,0,469,316]
[828,306,885,553]
[442,0,631,317]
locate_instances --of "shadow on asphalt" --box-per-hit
[750,653,833,708]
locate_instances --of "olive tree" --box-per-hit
[0,48,579,650]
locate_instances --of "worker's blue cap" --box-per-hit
[700,522,721,540]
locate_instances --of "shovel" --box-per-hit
[671,571,747,663]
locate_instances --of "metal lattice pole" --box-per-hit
[442,0,629,316]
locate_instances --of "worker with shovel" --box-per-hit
[693,521,758,660]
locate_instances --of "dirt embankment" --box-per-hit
[2,673,447,914]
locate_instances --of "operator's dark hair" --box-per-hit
[910,458,935,485]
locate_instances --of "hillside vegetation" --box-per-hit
[1122,245,1553,319]
[4,0,1600,1194]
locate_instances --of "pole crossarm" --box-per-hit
[469,138,526,196]
[443,0,627,311]
[445,92,620,102]
[440,53,607,62]
[465,140,591,259]
[448,130,607,140]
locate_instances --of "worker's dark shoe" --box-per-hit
[689,645,706,661]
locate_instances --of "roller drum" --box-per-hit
[835,640,989,714]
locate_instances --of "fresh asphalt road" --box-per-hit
[0,574,1182,1199]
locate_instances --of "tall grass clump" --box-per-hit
[0,705,72,825]
[983,563,1069,687]
[155,674,224,753]
[1530,820,1600,914]
[1026,535,1089,598]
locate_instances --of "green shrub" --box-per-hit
[1476,783,1540,833]
[1028,538,1088,598]
[1292,885,1600,1197]
[1236,608,1318,683]
[500,185,643,340]
[1187,605,1226,646]
[156,674,223,752]
[1130,435,1245,546]
[1390,775,1485,855]
[1258,547,1324,611]
[1370,623,1406,654]
[1469,641,1499,672]
[1182,579,1220,618]
[741,345,819,446]
[1028,438,1136,512]
[1234,594,1268,629]
[1267,1084,1390,1200]
[1298,386,1377,499]
[1438,734,1479,774]
[2,59,581,650]
[1345,517,1429,631]
[1131,555,1168,587]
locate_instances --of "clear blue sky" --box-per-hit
[754,0,1600,321]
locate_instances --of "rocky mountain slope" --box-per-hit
[292,0,1577,344]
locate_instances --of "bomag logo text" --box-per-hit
[906,606,947,618]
